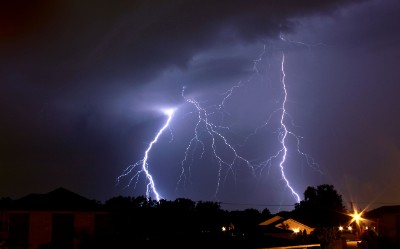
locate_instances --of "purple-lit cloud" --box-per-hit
[1,0,400,213]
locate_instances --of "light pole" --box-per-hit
[350,209,364,240]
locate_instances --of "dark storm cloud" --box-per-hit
[0,0,365,144]
[1,0,364,89]
[1,0,366,124]
[6,0,398,210]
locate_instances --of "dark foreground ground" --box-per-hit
[83,235,302,249]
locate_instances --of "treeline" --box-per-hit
[89,184,349,249]
[95,195,273,249]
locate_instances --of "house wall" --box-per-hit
[0,210,10,240]
[75,212,96,235]
[73,212,97,249]
[29,211,52,249]
[378,214,400,242]
[6,211,100,249]
[8,212,30,248]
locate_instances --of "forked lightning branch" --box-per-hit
[117,41,320,203]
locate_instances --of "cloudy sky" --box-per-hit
[1,0,400,213]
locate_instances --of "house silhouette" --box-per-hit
[0,188,108,249]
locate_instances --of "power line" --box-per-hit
[219,202,296,207]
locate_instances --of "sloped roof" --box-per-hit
[283,218,314,231]
[259,215,284,226]
[258,215,314,234]
[10,187,102,211]
[366,205,400,218]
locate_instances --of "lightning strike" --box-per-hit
[176,42,320,203]
[118,37,321,205]
[179,87,254,198]
[117,108,175,201]
[278,53,301,203]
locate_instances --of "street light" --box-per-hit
[349,208,366,240]
[350,210,363,226]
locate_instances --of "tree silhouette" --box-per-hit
[195,201,226,235]
[261,207,272,220]
[292,184,347,228]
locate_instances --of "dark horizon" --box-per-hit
[2,185,398,214]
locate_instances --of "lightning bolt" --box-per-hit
[272,33,323,202]
[278,53,300,203]
[235,51,303,203]
[176,43,320,203]
[118,35,321,205]
[116,108,175,201]
[177,45,270,194]
[179,86,254,198]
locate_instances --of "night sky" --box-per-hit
[1,0,400,213]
